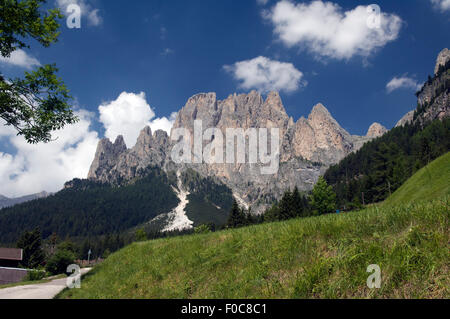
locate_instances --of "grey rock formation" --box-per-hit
[88,135,127,182]
[396,49,450,129]
[434,48,450,75]
[366,122,388,138]
[395,110,415,127]
[88,91,381,212]
[416,50,450,125]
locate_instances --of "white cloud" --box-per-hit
[98,92,176,147]
[257,0,270,5]
[265,0,402,60]
[56,0,103,26]
[149,112,178,133]
[224,56,306,93]
[0,110,99,197]
[0,91,176,197]
[386,76,423,93]
[431,0,450,12]
[0,49,41,69]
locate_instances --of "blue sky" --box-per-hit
[0,0,449,197]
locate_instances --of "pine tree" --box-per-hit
[278,190,294,220]
[226,200,246,228]
[16,228,45,269]
[310,177,337,216]
[135,228,147,242]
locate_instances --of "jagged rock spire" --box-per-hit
[435,48,450,75]
[366,123,388,138]
[88,136,127,180]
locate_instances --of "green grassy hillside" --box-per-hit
[59,154,450,299]
[384,152,450,205]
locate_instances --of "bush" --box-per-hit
[135,228,147,242]
[194,224,212,234]
[24,269,47,281]
[46,249,76,275]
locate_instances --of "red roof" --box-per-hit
[0,248,23,261]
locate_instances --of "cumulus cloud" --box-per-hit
[224,56,306,93]
[0,49,41,69]
[431,0,450,12]
[264,0,402,60]
[56,0,103,26]
[99,92,176,147]
[0,91,176,197]
[386,76,423,93]
[0,110,99,197]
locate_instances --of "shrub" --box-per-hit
[194,224,212,234]
[46,249,76,275]
[24,269,47,281]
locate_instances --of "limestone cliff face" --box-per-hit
[88,91,381,212]
[398,48,450,127]
[434,48,450,75]
[88,127,174,184]
[366,123,388,138]
[290,104,355,164]
[395,110,415,128]
[88,135,127,181]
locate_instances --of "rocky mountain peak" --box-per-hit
[434,48,450,75]
[88,137,128,180]
[308,103,333,121]
[136,126,152,146]
[187,92,217,106]
[366,122,388,138]
[113,135,127,151]
[264,91,284,111]
[88,90,386,212]
[395,111,414,128]
[152,130,169,147]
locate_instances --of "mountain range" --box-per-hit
[0,48,448,241]
[88,92,387,215]
[0,192,49,210]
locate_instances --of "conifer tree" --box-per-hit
[226,200,246,228]
[310,177,337,216]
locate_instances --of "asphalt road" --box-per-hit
[0,268,91,299]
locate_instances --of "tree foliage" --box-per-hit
[0,0,78,143]
[0,167,179,244]
[226,200,247,228]
[135,228,147,242]
[46,245,75,275]
[16,227,45,269]
[325,118,450,207]
[309,177,337,215]
[264,187,311,222]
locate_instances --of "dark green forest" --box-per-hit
[0,167,179,244]
[324,118,450,208]
[181,169,234,226]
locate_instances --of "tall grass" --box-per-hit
[59,197,449,299]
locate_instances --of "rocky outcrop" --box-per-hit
[434,48,450,75]
[395,110,415,128]
[366,123,388,138]
[415,49,450,125]
[88,91,382,212]
[397,49,449,129]
[88,135,127,181]
[393,49,450,130]
[88,127,174,183]
[289,104,353,164]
